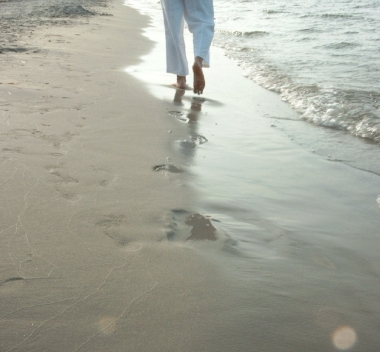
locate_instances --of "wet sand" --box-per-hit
[2,0,380,351]
[124,4,380,351]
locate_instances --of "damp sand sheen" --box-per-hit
[1,0,380,351]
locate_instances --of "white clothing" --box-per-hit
[161,0,214,76]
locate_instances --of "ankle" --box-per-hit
[194,57,203,66]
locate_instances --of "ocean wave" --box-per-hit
[285,87,380,142]
[300,13,360,21]
[354,2,380,9]
[217,29,269,38]
[216,44,380,143]
[297,28,323,33]
[321,13,355,19]
[296,37,315,42]
[319,42,361,50]
[262,9,285,14]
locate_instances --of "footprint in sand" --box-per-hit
[167,110,189,123]
[0,47,29,54]
[45,166,79,184]
[57,190,81,202]
[0,277,26,294]
[2,147,22,154]
[96,214,131,248]
[179,134,208,149]
[49,152,65,157]
[152,164,183,173]
[166,209,218,242]
[185,213,217,241]
[99,179,109,187]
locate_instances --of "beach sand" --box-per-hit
[0,1,239,351]
[1,0,380,351]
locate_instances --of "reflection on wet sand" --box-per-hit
[173,88,185,104]
[164,89,218,242]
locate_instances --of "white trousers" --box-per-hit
[161,0,214,76]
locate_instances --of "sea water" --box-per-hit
[125,1,380,350]
[126,0,380,174]
[213,0,380,142]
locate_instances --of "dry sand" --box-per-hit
[0,1,243,351]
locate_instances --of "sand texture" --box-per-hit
[2,0,380,351]
[0,1,239,351]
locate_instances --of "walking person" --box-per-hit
[161,0,215,95]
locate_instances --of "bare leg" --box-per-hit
[192,56,205,95]
[173,75,186,89]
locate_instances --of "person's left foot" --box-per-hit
[192,57,205,95]
[174,75,186,89]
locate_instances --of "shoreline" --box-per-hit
[125,3,380,351]
[1,0,380,351]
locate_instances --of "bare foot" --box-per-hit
[192,57,205,95]
[173,75,186,89]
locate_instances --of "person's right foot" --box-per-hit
[192,57,205,95]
